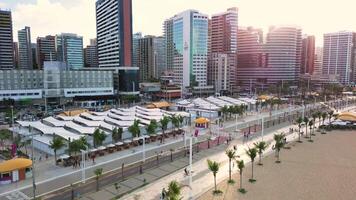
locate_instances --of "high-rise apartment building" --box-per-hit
[301,35,315,74]
[236,26,301,91]
[18,26,33,69]
[13,42,19,68]
[37,35,57,69]
[154,36,166,79]
[236,27,266,90]
[0,10,14,69]
[132,32,142,67]
[31,43,38,69]
[56,33,84,69]
[96,0,133,67]
[84,39,98,68]
[208,8,238,93]
[265,26,302,83]
[322,31,356,85]
[167,10,208,88]
[163,18,174,72]
[313,47,323,75]
[137,35,165,82]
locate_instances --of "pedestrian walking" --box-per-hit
[45,154,48,160]
[161,188,166,199]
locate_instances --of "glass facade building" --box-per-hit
[170,10,208,88]
[56,33,84,69]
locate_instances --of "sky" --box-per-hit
[1,0,356,46]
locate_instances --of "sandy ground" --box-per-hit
[198,130,356,200]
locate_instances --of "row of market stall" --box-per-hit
[13,106,190,156]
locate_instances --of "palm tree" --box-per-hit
[296,117,303,143]
[93,129,107,147]
[273,133,285,163]
[159,116,170,139]
[322,112,327,125]
[49,135,65,165]
[128,119,141,138]
[178,115,184,131]
[328,110,334,124]
[246,147,258,182]
[112,127,123,143]
[237,160,246,193]
[308,120,314,142]
[171,115,180,133]
[312,113,318,130]
[220,106,229,120]
[166,180,190,200]
[303,117,309,138]
[254,141,268,165]
[146,120,158,136]
[94,168,103,191]
[316,111,322,127]
[225,149,236,183]
[207,159,221,194]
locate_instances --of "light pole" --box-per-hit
[302,100,305,119]
[142,136,146,162]
[189,136,193,199]
[261,116,264,141]
[29,125,36,199]
[81,145,88,184]
[10,105,14,127]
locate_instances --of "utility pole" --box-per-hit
[189,136,193,199]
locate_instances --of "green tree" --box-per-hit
[112,127,123,143]
[94,168,103,191]
[225,149,236,183]
[254,141,269,165]
[170,115,180,132]
[246,147,258,182]
[128,119,141,138]
[207,159,221,194]
[220,106,229,120]
[273,133,285,163]
[322,112,327,125]
[328,110,334,124]
[308,120,314,142]
[296,117,303,142]
[237,160,246,193]
[166,180,189,200]
[159,116,170,138]
[146,120,158,136]
[49,135,65,165]
[303,117,309,138]
[316,111,322,127]
[93,129,107,147]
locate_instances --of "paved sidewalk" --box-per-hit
[120,105,355,200]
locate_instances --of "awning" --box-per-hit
[0,158,32,173]
[337,112,356,122]
[194,117,210,124]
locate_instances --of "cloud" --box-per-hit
[12,0,96,45]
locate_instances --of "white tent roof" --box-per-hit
[17,121,81,141]
[57,115,76,121]
[219,96,247,105]
[64,121,96,134]
[108,113,136,121]
[43,117,67,127]
[73,117,103,127]
[192,98,220,110]
[177,99,191,105]
[206,96,233,107]
[80,112,106,121]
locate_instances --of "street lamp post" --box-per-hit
[261,116,264,141]
[10,105,14,127]
[29,125,36,199]
[189,136,193,199]
[81,145,88,184]
[142,136,146,162]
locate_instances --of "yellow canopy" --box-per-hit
[337,112,356,122]
[258,95,270,100]
[147,101,171,109]
[194,117,210,124]
[0,158,32,173]
[60,109,89,116]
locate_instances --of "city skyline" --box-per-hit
[2,0,356,46]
